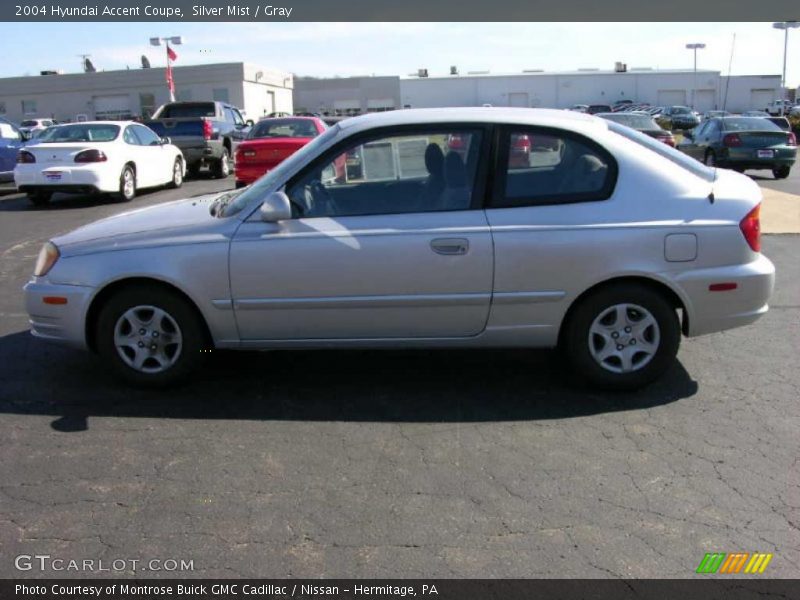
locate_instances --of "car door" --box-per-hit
[483,127,618,342]
[228,125,494,341]
[131,124,171,185]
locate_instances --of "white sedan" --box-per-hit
[14,120,185,205]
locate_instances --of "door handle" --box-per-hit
[430,237,469,255]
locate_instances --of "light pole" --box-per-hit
[772,22,799,116]
[686,43,706,111]
[149,36,184,102]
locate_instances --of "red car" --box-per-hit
[235,117,327,187]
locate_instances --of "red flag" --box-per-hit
[167,46,177,61]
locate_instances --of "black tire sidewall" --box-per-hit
[28,192,51,206]
[169,158,183,188]
[118,166,136,201]
[214,148,230,178]
[564,284,681,391]
[95,286,205,387]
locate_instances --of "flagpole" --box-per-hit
[166,41,175,102]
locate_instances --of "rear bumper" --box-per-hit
[719,147,796,170]
[234,163,270,184]
[15,164,118,193]
[673,254,775,337]
[178,141,224,166]
[24,280,94,349]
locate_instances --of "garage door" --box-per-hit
[657,90,686,106]
[508,92,529,107]
[694,89,716,112]
[750,90,775,112]
[93,95,132,120]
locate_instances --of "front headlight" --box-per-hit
[34,241,60,277]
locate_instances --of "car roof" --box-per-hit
[337,107,608,134]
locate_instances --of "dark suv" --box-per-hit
[660,106,700,130]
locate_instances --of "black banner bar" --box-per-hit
[3,580,800,600]
[2,0,800,22]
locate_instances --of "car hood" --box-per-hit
[53,192,233,256]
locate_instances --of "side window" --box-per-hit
[223,107,236,124]
[232,109,245,127]
[132,125,161,146]
[705,121,718,136]
[494,129,615,207]
[286,129,484,218]
[123,126,141,145]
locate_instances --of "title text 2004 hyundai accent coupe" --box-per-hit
[24,108,775,390]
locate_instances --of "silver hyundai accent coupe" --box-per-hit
[24,108,775,389]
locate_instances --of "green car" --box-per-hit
[678,116,797,179]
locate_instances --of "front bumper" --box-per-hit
[24,280,95,349]
[673,254,775,337]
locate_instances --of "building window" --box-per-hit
[176,89,192,102]
[22,100,37,115]
[213,88,229,103]
[139,93,156,119]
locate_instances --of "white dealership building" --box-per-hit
[0,62,294,123]
[296,69,783,115]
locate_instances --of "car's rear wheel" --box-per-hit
[116,165,136,201]
[95,286,206,387]
[212,148,230,179]
[28,192,52,206]
[562,283,681,391]
[773,165,791,179]
[167,157,183,188]
[703,150,716,167]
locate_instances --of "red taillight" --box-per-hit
[17,150,36,164]
[739,204,761,253]
[74,149,107,163]
[788,132,797,146]
[723,133,742,147]
[202,118,213,140]
[658,134,675,147]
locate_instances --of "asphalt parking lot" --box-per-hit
[0,173,799,578]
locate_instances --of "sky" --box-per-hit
[0,22,798,87]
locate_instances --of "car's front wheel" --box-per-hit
[167,157,184,188]
[95,285,207,386]
[773,165,791,179]
[562,283,681,391]
[116,165,136,201]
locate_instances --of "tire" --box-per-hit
[562,283,681,391]
[28,192,52,206]
[212,147,230,179]
[773,165,791,179]
[95,285,207,387]
[187,163,201,178]
[116,165,136,201]
[167,157,184,189]
[703,150,716,167]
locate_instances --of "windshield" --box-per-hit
[249,118,321,139]
[607,121,714,182]
[157,103,216,118]
[600,113,660,129]
[219,125,340,218]
[37,124,120,143]
[721,118,782,132]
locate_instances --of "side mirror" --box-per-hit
[260,191,292,222]
[161,136,171,145]
[245,119,254,128]
[20,131,31,141]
